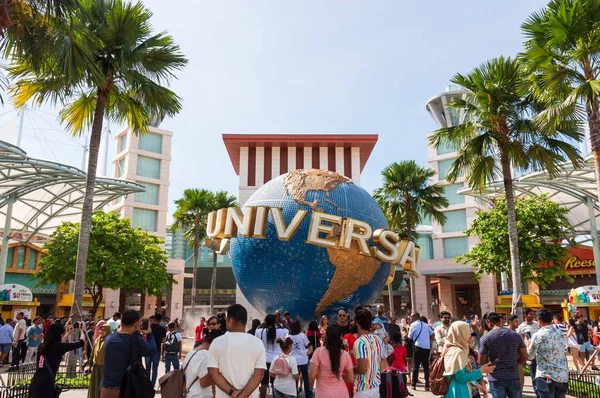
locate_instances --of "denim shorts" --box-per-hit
[0,344,11,353]
[579,341,594,352]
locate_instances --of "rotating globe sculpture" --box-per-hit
[230,169,392,320]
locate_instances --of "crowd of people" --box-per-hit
[10,303,584,398]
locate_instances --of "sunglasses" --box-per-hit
[208,322,218,326]
[338,314,347,317]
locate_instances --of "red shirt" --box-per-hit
[388,345,407,371]
[195,324,205,342]
[342,333,358,366]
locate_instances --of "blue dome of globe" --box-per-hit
[230,169,391,320]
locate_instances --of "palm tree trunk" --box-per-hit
[70,88,108,320]
[191,224,199,314]
[405,199,418,315]
[209,250,217,315]
[499,148,523,321]
[387,283,395,317]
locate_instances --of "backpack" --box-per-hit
[429,348,454,396]
[270,355,290,376]
[379,369,408,398]
[120,334,155,398]
[158,349,201,398]
[165,332,179,353]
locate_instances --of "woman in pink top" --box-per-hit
[309,325,354,398]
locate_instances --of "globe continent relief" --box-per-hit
[230,169,392,320]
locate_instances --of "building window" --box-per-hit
[119,135,127,153]
[136,156,161,179]
[117,159,125,177]
[16,246,25,269]
[138,132,163,154]
[449,108,459,127]
[445,184,466,205]
[416,235,433,260]
[444,237,469,258]
[437,139,459,155]
[28,250,37,270]
[135,183,160,205]
[442,210,467,233]
[6,247,13,269]
[438,159,456,180]
[132,208,158,232]
[419,212,432,226]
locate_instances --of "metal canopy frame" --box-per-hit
[0,140,144,283]
[459,156,600,285]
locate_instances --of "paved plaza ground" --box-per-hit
[0,337,575,397]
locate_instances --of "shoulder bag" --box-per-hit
[404,322,423,357]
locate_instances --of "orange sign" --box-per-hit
[563,246,596,274]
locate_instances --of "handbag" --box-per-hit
[404,322,423,357]
[44,358,63,398]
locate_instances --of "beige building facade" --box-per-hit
[413,87,497,320]
[105,126,185,320]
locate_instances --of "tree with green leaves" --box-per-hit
[458,194,573,288]
[36,211,171,317]
[172,189,237,315]
[373,160,448,315]
[521,0,600,209]
[429,56,582,319]
[8,0,186,318]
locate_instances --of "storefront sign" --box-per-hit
[0,284,33,302]
[563,246,596,275]
[568,285,600,304]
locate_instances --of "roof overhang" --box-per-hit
[222,134,378,175]
[459,156,600,242]
[0,140,144,242]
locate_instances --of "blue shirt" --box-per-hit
[27,326,43,348]
[376,315,388,331]
[480,328,525,382]
[0,324,13,344]
[408,320,434,349]
[102,332,156,387]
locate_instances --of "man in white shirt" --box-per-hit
[434,311,452,354]
[11,312,26,369]
[208,304,267,398]
[107,312,121,332]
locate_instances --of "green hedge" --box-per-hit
[15,374,90,389]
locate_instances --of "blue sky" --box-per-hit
[2,0,550,217]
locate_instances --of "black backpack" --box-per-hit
[379,369,409,398]
[164,332,179,353]
[120,334,155,398]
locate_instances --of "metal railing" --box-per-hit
[4,362,90,390]
[568,371,600,398]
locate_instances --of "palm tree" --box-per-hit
[521,0,600,207]
[173,189,212,314]
[208,191,238,314]
[429,56,582,319]
[8,0,187,318]
[172,190,237,315]
[373,160,448,316]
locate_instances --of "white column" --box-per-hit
[255,146,264,186]
[0,196,15,284]
[272,146,280,178]
[351,147,361,184]
[319,147,328,170]
[239,146,249,186]
[304,147,312,169]
[335,147,344,175]
[288,146,296,172]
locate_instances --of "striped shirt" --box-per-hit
[354,334,382,392]
[554,323,568,336]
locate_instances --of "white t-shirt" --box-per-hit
[207,332,267,398]
[288,333,310,365]
[182,349,212,398]
[13,319,26,341]
[255,328,288,363]
[269,354,298,396]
